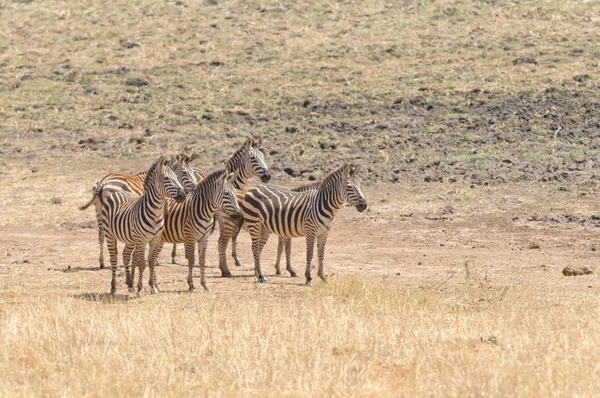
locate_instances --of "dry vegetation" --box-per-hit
[2,0,600,396]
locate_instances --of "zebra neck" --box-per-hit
[316,186,345,219]
[192,186,219,219]
[140,185,165,220]
[226,152,251,189]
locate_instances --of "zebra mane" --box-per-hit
[143,156,165,190]
[225,145,245,172]
[292,179,322,192]
[193,169,225,193]
[319,165,348,189]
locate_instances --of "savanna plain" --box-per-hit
[2,0,600,396]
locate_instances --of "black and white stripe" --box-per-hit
[274,176,368,277]
[79,154,197,269]
[241,164,367,285]
[169,137,271,277]
[151,169,241,292]
[100,156,186,296]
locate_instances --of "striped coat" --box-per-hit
[101,156,186,296]
[241,164,367,284]
[79,154,197,269]
[150,169,241,292]
[168,137,271,278]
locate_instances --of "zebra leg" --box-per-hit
[217,216,234,277]
[171,244,178,265]
[107,236,118,295]
[248,223,269,283]
[197,235,211,292]
[305,235,316,286]
[134,244,146,297]
[148,241,164,294]
[98,222,105,269]
[96,203,105,269]
[285,238,296,277]
[317,233,329,283]
[185,241,196,292]
[122,244,134,291]
[274,237,284,275]
[231,221,244,268]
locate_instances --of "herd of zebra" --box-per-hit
[79,137,368,296]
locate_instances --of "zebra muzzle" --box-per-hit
[356,203,368,213]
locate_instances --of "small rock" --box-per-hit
[512,57,538,66]
[125,78,149,87]
[562,267,574,276]
[528,242,541,250]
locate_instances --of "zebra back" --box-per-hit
[102,156,184,244]
[161,169,240,244]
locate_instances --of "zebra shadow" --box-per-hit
[69,266,109,272]
[204,274,256,279]
[71,292,132,303]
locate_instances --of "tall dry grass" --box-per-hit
[2,276,599,397]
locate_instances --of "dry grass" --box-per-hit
[1,275,600,397]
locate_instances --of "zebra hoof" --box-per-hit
[171,260,179,265]
[137,291,143,298]
[258,276,268,284]
[189,287,196,293]
[305,279,313,286]
[128,287,135,293]
[235,259,244,267]
[100,265,105,270]
[151,287,159,295]
[203,286,212,293]
[220,271,233,278]
[290,272,298,278]
[319,275,328,283]
[110,288,116,295]
[275,271,282,276]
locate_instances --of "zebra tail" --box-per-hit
[78,183,100,211]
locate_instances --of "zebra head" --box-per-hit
[171,153,199,193]
[162,157,187,203]
[235,136,271,185]
[346,164,367,213]
[217,171,242,221]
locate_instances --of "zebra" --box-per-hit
[151,169,241,292]
[240,164,367,285]
[273,178,366,276]
[169,137,271,278]
[100,156,186,296]
[79,154,197,269]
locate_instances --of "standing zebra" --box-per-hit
[169,137,271,278]
[79,154,197,269]
[101,156,186,296]
[272,178,365,277]
[241,164,367,285]
[150,169,241,292]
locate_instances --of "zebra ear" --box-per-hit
[243,137,253,151]
[189,153,200,162]
[342,164,351,178]
[350,164,361,176]
[254,136,262,148]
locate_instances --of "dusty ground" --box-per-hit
[2,0,600,396]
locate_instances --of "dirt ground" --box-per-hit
[2,181,599,296]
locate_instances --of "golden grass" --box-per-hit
[1,276,600,397]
